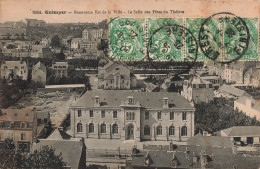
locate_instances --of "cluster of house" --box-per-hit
[0,60,68,84]
[0,107,50,152]
[0,19,103,60]
[65,28,103,59]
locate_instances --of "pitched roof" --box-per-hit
[144,82,158,92]
[104,74,114,80]
[0,108,34,122]
[47,129,71,140]
[71,90,195,110]
[33,61,46,74]
[33,138,84,169]
[187,133,233,148]
[220,126,260,137]
[219,84,251,97]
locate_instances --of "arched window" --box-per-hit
[77,123,83,133]
[181,126,187,136]
[144,125,150,135]
[112,124,118,134]
[169,126,175,136]
[157,125,162,135]
[101,123,106,133]
[89,123,94,133]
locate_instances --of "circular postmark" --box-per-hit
[198,12,250,63]
[147,23,199,75]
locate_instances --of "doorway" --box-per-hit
[126,124,134,140]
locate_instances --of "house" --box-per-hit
[33,129,86,169]
[0,21,27,40]
[244,68,260,88]
[234,97,260,121]
[50,61,68,78]
[200,75,223,90]
[69,90,195,142]
[71,38,82,49]
[0,60,28,80]
[25,19,46,27]
[30,45,44,58]
[214,126,260,145]
[32,61,47,85]
[98,61,137,90]
[82,29,103,40]
[208,61,257,84]
[0,108,35,152]
[181,76,214,104]
[218,84,251,99]
[129,133,260,169]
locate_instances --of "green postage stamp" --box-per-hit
[109,16,258,62]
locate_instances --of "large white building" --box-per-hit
[69,90,195,142]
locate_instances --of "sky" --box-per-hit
[0,0,258,23]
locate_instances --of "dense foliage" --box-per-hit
[195,97,260,134]
[0,139,65,169]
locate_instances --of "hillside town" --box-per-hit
[0,18,260,169]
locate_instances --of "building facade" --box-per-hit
[0,108,36,152]
[32,61,47,85]
[50,61,68,78]
[208,61,258,84]
[234,97,260,121]
[82,29,103,40]
[182,77,214,104]
[0,60,28,80]
[98,61,137,90]
[69,91,195,142]
[215,126,260,145]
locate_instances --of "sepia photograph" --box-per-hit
[0,0,259,168]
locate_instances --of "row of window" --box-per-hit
[146,111,187,121]
[0,133,26,140]
[144,125,187,136]
[78,110,188,121]
[0,121,30,129]
[78,109,118,119]
[53,66,67,68]
[77,123,188,136]
[77,123,118,134]
[3,66,25,69]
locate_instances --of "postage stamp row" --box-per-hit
[108,15,258,62]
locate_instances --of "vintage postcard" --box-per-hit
[0,0,259,168]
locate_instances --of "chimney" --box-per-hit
[163,97,169,108]
[94,96,100,107]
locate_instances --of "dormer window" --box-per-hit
[127,96,134,104]
[94,96,100,107]
[163,97,169,108]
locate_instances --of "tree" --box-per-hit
[55,52,65,60]
[0,138,16,169]
[18,146,65,169]
[0,141,65,169]
[50,35,61,48]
